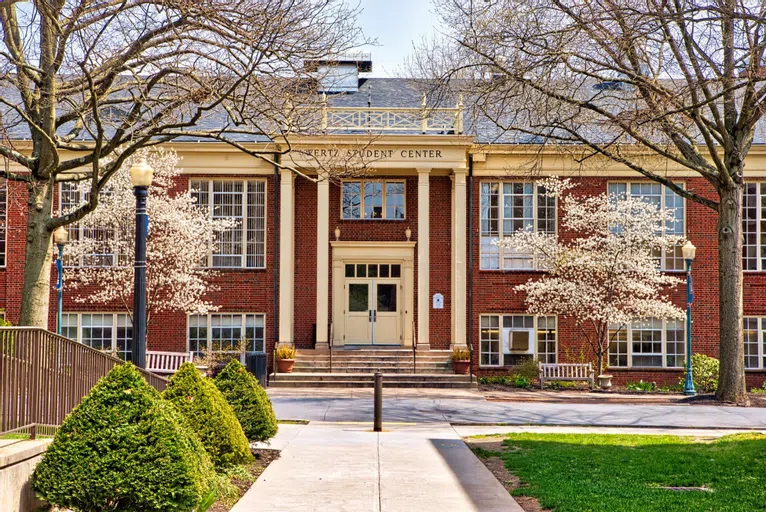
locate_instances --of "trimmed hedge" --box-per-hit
[32,363,215,512]
[163,362,253,467]
[215,360,278,442]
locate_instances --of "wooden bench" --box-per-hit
[539,363,594,389]
[146,351,194,375]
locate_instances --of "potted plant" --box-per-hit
[597,374,613,390]
[451,348,471,375]
[276,345,297,373]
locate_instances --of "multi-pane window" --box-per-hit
[743,183,766,271]
[187,313,265,357]
[608,318,685,368]
[341,180,405,220]
[479,182,556,270]
[190,180,266,268]
[61,313,133,361]
[59,183,119,267]
[0,178,5,267]
[607,182,685,271]
[743,317,766,370]
[480,314,557,366]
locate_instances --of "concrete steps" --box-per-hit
[271,348,474,388]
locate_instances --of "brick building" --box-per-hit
[2,61,766,387]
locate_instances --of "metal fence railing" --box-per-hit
[0,327,168,436]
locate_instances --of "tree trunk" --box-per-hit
[18,181,55,328]
[716,183,748,404]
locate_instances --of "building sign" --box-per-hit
[297,148,445,160]
[432,293,444,309]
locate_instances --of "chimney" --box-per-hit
[304,53,372,93]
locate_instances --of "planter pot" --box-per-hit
[277,359,295,373]
[598,374,613,390]
[452,360,470,375]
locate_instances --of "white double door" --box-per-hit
[345,276,401,345]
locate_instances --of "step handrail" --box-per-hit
[329,322,334,373]
[412,321,417,374]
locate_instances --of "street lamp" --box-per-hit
[130,157,153,369]
[682,240,697,396]
[53,227,69,336]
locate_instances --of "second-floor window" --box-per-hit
[190,180,266,268]
[743,183,766,271]
[341,180,405,220]
[607,182,685,271]
[480,182,556,270]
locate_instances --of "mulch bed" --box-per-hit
[209,448,280,512]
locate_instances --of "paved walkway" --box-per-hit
[234,422,523,512]
[267,388,766,429]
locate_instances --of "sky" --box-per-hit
[357,0,443,77]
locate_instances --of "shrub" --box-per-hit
[625,380,656,392]
[512,374,532,389]
[514,357,539,381]
[547,380,580,390]
[215,360,278,442]
[32,363,215,512]
[450,347,470,361]
[163,363,252,467]
[276,345,296,359]
[681,353,719,393]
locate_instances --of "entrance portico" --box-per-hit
[278,135,472,352]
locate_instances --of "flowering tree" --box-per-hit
[502,178,686,377]
[63,150,232,327]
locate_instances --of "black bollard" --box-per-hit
[374,371,383,432]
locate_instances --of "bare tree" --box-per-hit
[0,0,364,328]
[416,0,766,403]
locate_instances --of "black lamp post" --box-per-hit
[53,227,69,336]
[130,158,153,369]
[682,240,697,396]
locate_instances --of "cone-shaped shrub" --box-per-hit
[32,363,215,512]
[163,362,252,467]
[215,360,278,442]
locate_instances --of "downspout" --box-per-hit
[467,154,475,383]
[272,153,281,374]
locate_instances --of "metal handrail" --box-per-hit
[329,322,334,373]
[412,321,417,374]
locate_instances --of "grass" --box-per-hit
[476,433,766,512]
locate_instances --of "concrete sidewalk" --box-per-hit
[233,422,523,512]
[267,388,766,429]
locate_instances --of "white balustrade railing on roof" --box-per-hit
[300,93,464,135]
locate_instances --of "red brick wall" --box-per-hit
[468,175,766,386]
[429,176,453,348]
[293,176,317,349]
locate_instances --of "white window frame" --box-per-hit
[479,314,557,367]
[340,180,406,220]
[608,318,685,369]
[607,181,686,272]
[61,312,133,360]
[59,182,123,268]
[187,313,266,356]
[190,179,267,269]
[479,181,557,271]
[0,178,6,268]
[743,317,766,370]
[742,183,766,272]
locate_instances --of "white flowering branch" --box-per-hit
[500,178,686,376]
[62,149,234,329]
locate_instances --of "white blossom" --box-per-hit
[61,149,233,327]
[500,178,686,375]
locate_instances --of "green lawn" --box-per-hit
[472,433,766,512]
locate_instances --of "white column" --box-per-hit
[315,179,330,349]
[452,168,468,347]
[417,168,430,349]
[278,170,295,346]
